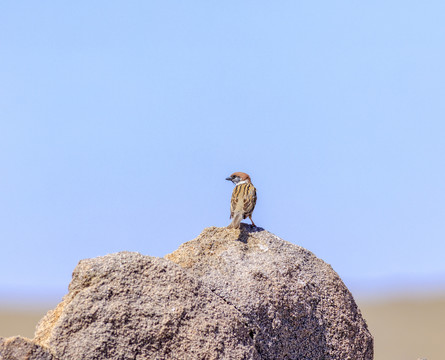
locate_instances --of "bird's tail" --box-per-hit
[227,212,243,229]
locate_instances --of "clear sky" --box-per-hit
[1,1,445,303]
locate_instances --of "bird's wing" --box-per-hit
[230,186,239,218]
[243,184,257,215]
[231,183,257,218]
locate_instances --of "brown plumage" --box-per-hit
[225,172,257,229]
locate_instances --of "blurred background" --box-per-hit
[1,1,444,359]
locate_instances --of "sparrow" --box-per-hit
[225,172,257,229]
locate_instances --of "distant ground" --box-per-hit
[0,307,49,339]
[358,295,445,360]
[1,296,444,359]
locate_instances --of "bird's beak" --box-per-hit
[225,177,232,181]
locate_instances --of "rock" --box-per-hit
[34,252,256,360]
[0,336,55,360]
[3,225,372,359]
[166,225,373,359]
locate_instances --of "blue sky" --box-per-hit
[1,1,445,303]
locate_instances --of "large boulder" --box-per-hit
[165,225,373,359]
[3,226,373,359]
[33,252,256,360]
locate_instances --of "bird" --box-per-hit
[225,172,257,229]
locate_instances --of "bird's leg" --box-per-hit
[249,215,256,227]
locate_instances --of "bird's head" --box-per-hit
[225,172,252,185]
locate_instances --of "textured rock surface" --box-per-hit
[4,225,373,359]
[34,252,256,360]
[0,336,55,360]
[166,225,373,359]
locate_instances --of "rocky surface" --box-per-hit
[166,225,373,359]
[0,336,55,360]
[2,225,373,359]
[33,252,256,360]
